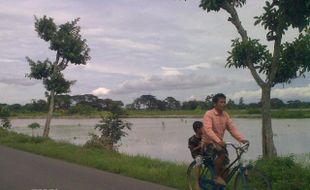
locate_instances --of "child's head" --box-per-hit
[193,121,203,136]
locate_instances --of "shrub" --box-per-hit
[254,156,310,190]
[85,112,132,151]
[28,122,41,136]
[0,107,11,129]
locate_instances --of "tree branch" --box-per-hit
[222,2,266,87]
[267,30,283,87]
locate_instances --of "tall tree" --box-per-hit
[27,16,90,137]
[238,97,245,109]
[132,95,160,110]
[205,94,214,109]
[196,0,310,158]
[164,96,181,110]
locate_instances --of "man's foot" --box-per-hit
[214,176,226,186]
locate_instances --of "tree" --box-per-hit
[196,0,310,158]
[238,97,245,109]
[28,122,41,136]
[89,112,132,150]
[0,107,11,129]
[26,16,90,137]
[226,99,236,109]
[182,100,206,110]
[270,98,285,109]
[164,97,181,110]
[286,100,303,108]
[132,95,160,110]
[205,94,214,109]
[54,95,71,110]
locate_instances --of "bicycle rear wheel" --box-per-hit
[234,166,272,190]
[187,161,199,190]
[187,161,215,190]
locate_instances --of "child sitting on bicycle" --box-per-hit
[188,121,203,190]
[202,93,248,186]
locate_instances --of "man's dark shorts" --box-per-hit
[201,143,230,165]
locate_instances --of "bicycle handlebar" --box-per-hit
[225,141,250,156]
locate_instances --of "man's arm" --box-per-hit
[203,112,221,144]
[225,112,245,142]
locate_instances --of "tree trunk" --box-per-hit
[261,86,277,158]
[43,90,55,137]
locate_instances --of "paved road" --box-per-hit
[0,145,179,190]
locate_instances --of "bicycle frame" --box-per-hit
[198,142,250,190]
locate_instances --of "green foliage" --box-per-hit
[199,0,246,12]
[34,16,57,41]
[1,118,11,129]
[45,72,74,94]
[226,38,272,71]
[28,122,41,137]
[271,109,306,118]
[276,30,310,84]
[27,122,41,129]
[34,16,90,64]
[254,0,310,41]
[246,108,261,115]
[226,4,310,86]
[255,156,310,190]
[84,133,113,150]
[27,58,52,79]
[0,107,11,129]
[68,104,98,115]
[94,112,132,150]
[27,15,90,96]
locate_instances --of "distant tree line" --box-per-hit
[126,95,310,111]
[0,94,123,115]
[1,94,310,115]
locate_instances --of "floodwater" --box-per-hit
[10,118,310,163]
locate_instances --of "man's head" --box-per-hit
[212,93,226,112]
[193,121,203,136]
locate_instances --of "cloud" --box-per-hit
[92,87,111,96]
[230,85,310,102]
[162,67,182,76]
[92,73,230,96]
[98,37,161,51]
[161,63,212,76]
[0,76,38,86]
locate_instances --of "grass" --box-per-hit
[0,128,309,190]
[0,128,188,189]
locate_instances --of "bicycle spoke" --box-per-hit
[233,167,271,190]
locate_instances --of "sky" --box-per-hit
[0,0,310,105]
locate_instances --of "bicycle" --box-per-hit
[187,142,272,190]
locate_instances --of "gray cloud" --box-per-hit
[0,76,38,86]
[93,73,231,96]
[0,0,307,104]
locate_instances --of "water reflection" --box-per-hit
[10,118,310,163]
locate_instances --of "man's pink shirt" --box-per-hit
[202,108,244,144]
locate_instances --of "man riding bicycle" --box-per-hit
[202,93,249,186]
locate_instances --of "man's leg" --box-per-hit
[195,166,201,190]
[214,152,226,185]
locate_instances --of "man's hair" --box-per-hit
[193,121,203,132]
[212,93,226,103]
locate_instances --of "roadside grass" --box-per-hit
[0,128,187,189]
[0,129,309,190]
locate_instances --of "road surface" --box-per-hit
[0,145,179,190]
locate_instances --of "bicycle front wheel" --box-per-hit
[234,166,272,190]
